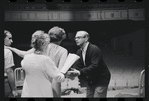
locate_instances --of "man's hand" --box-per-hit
[65,68,80,80]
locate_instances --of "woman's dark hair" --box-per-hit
[48,26,65,42]
[32,35,46,51]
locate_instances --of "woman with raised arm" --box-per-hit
[6,27,68,97]
[5,30,45,58]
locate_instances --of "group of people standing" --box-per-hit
[4,26,111,98]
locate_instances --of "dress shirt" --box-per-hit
[81,42,89,66]
[4,46,15,76]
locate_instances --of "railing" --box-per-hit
[138,69,145,97]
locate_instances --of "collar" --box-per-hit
[4,45,6,49]
[81,42,89,52]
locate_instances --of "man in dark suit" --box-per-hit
[67,31,111,97]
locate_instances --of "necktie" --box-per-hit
[82,49,86,66]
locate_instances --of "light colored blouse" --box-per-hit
[46,43,68,70]
[21,53,64,97]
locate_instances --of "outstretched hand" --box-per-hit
[57,73,65,82]
[65,68,80,80]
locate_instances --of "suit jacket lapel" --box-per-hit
[79,49,84,65]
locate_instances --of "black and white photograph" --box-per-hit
[3,0,146,100]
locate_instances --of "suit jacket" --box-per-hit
[73,43,111,86]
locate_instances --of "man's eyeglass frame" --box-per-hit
[74,36,86,40]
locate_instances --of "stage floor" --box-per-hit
[61,88,139,98]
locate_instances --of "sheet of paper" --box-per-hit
[60,53,80,74]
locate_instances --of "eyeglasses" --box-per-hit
[74,36,85,40]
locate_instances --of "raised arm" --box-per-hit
[5,46,35,58]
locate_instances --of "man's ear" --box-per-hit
[85,37,88,42]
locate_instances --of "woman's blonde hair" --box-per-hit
[31,30,45,47]
[32,34,47,51]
